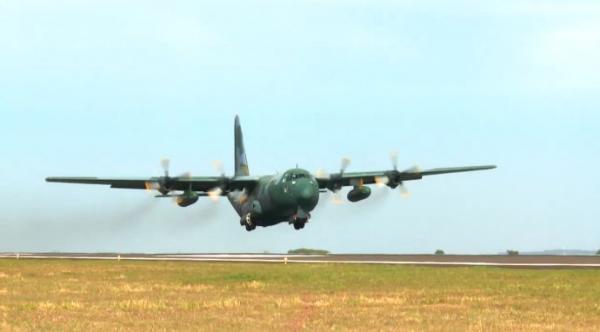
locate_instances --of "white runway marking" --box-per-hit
[1,253,600,268]
[157,254,325,259]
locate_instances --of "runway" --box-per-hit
[2,253,600,268]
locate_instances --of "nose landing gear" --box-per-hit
[293,219,307,230]
[291,214,309,230]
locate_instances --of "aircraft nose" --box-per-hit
[295,180,319,210]
[299,186,314,201]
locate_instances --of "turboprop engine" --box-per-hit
[347,186,371,202]
[175,191,199,207]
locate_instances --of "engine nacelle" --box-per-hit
[347,186,371,202]
[176,192,199,207]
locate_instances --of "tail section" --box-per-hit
[234,116,250,176]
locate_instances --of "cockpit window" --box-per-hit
[292,173,306,180]
[285,173,308,181]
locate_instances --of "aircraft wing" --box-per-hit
[45,176,260,193]
[315,165,496,190]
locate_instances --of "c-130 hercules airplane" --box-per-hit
[47,116,496,231]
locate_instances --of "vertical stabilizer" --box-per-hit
[234,116,250,176]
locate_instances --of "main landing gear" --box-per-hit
[291,216,309,231]
[241,213,256,231]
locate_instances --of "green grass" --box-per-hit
[1,259,600,331]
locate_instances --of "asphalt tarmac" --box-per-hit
[2,253,600,268]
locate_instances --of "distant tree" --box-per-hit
[288,248,329,255]
[435,249,445,256]
[507,250,519,256]
[596,250,600,255]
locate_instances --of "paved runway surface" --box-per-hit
[2,253,600,268]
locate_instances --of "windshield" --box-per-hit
[284,172,308,181]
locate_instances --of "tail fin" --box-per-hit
[234,115,250,176]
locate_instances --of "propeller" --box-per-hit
[143,159,234,205]
[208,187,223,202]
[384,151,420,198]
[145,159,194,197]
[145,158,174,195]
[325,157,352,204]
[373,152,396,189]
[207,160,231,203]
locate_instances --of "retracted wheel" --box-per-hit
[243,213,256,231]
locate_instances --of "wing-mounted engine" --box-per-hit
[325,157,351,193]
[145,159,203,207]
[320,158,373,203]
[375,152,421,196]
[317,153,423,202]
[144,158,178,195]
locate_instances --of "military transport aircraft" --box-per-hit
[47,116,496,231]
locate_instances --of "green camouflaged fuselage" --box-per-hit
[228,168,319,226]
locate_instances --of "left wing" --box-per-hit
[46,176,260,193]
[316,165,496,190]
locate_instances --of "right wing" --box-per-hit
[46,176,260,193]
[316,165,496,190]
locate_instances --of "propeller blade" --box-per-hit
[390,151,399,171]
[212,160,225,176]
[315,169,330,179]
[160,158,171,177]
[340,157,351,174]
[399,184,410,198]
[375,176,389,188]
[179,172,192,179]
[330,190,345,205]
[208,187,223,202]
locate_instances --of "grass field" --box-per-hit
[1,259,600,331]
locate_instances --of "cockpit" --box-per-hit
[282,170,312,183]
[288,173,307,181]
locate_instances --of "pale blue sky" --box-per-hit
[1,1,599,253]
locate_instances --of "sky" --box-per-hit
[1,0,599,254]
